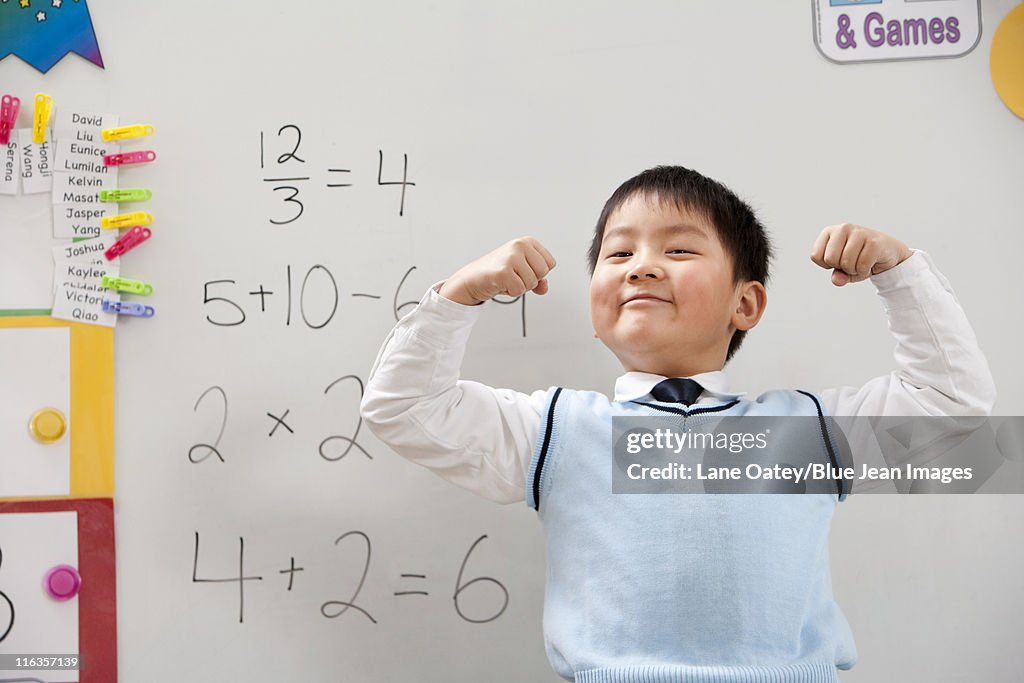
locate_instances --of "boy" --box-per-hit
[360,166,994,682]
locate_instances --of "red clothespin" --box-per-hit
[104,225,152,260]
[0,95,20,145]
[103,150,157,166]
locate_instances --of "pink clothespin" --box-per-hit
[103,150,157,166]
[104,225,152,260]
[0,95,20,145]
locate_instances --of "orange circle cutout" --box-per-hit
[991,4,1024,119]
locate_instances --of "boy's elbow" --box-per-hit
[358,390,377,425]
[894,364,996,417]
[972,370,997,416]
[957,355,997,416]
[359,380,440,450]
[359,389,404,440]
[931,368,996,417]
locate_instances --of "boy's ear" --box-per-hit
[732,280,767,332]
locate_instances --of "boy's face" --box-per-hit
[590,192,751,376]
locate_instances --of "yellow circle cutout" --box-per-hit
[991,4,1024,119]
[29,407,67,444]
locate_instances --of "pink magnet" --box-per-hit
[44,564,82,601]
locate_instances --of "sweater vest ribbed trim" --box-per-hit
[575,661,839,683]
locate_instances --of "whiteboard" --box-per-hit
[1,1,1023,681]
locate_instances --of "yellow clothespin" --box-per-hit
[101,124,155,142]
[33,92,53,144]
[101,211,154,230]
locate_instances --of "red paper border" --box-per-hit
[0,498,117,683]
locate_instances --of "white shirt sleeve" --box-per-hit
[818,249,996,418]
[359,282,547,504]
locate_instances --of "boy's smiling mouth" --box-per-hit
[621,293,672,305]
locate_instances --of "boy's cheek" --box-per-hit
[589,286,619,313]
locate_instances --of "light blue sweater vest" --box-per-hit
[526,388,857,683]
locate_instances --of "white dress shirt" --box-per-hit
[360,250,996,504]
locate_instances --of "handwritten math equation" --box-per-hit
[201,264,531,336]
[192,531,509,625]
[189,377,373,465]
[259,124,415,225]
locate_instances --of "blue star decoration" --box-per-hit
[1,0,103,72]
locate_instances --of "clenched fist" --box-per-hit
[439,237,557,306]
[811,224,912,287]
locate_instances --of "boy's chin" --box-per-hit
[605,331,685,361]
[610,321,681,344]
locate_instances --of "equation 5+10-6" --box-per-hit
[203,264,530,336]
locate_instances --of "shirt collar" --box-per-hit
[613,370,745,404]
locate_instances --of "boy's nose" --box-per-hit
[628,264,664,280]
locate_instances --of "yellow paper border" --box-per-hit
[0,317,114,498]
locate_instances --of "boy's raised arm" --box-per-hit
[811,224,996,417]
[359,238,556,503]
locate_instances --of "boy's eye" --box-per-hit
[606,249,691,258]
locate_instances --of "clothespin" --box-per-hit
[99,188,153,202]
[104,226,152,260]
[32,92,53,144]
[103,150,156,166]
[0,95,20,145]
[101,275,154,296]
[101,124,154,142]
[102,300,155,318]
[101,211,153,230]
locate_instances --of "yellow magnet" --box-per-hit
[29,407,67,443]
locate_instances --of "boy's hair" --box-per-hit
[587,165,773,363]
